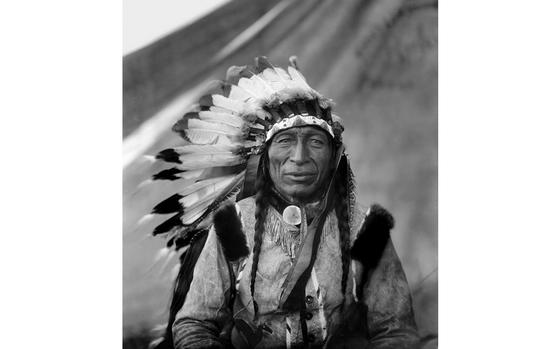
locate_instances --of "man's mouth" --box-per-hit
[284,172,317,182]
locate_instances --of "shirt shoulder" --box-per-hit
[236,196,256,245]
[350,202,367,242]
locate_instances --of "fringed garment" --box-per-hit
[172,197,418,349]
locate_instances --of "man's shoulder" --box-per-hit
[350,202,367,241]
[236,196,257,241]
[237,196,256,212]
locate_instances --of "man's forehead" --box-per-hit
[274,126,331,138]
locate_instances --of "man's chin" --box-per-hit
[279,185,319,202]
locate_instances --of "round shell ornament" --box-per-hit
[282,205,302,225]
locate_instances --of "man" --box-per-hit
[148,57,419,348]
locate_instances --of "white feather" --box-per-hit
[170,263,181,280]
[210,105,236,115]
[149,337,165,349]
[198,111,245,128]
[188,118,242,136]
[243,140,264,148]
[261,68,288,91]
[173,143,240,154]
[249,74,275,95]
[181,204,208,225]
[184,129,219,144]
[178,176,231,196]
[251,108,271,122]
[176,153,243,171]
[177,169,205,181]
[142,155,157,163]
[237,77,269,99]
[212,95,245,113]
[179,171,242,211]
[176,246,188,257]
[228,84,256,102]
[274,67,291,83]
[151,324,167,334]
[154,247,170,263]
[137,213,155,226]
[159,249,177,272]
[180,171,245,225]
[137,179,153,189]
[288,66,312,89]
[215,134,238,146]
[179,152,238,162]
[180,176,236,208]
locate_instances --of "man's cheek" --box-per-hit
[269,164,280,183]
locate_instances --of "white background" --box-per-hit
[1,1,559,348]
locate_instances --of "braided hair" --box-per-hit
[249,153,271,319]
[333,155,353,296]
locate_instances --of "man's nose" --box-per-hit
[290,140,307,164]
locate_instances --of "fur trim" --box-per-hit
[350,204,394,269]
[213,202,250,261]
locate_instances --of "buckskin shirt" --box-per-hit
[172,197,419,349]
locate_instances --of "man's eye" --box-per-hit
[310,138,325,146]
[277,138,291,144]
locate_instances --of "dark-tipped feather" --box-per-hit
[182,171,245,232]
[254,56,275,74]
[152,168,185,181]
[156,149,181,164]
[213,202,249,261]
[350,204,394,269]
[205,79,230,96]
[153,213,184,236]
[226,65,254,85]
[198,94,213,110]
[289,55,299,70]
[172,112,199,133]
[152,194,184,214]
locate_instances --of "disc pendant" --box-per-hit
[282,205,302,225]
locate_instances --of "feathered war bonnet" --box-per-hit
[146,56,352,252]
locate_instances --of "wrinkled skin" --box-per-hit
[267,126,334,204]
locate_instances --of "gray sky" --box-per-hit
[123,0,229,55]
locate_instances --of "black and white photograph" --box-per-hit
[123,1,437,348]
[3,1,560,349]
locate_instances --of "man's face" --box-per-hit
[268,126,333,203]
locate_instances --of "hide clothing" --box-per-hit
[172,197,419,349]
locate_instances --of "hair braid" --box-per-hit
[334,156,352,296]
[249,155,269,319]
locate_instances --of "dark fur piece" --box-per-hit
[350,204,394,269]
[213,202,249,261]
